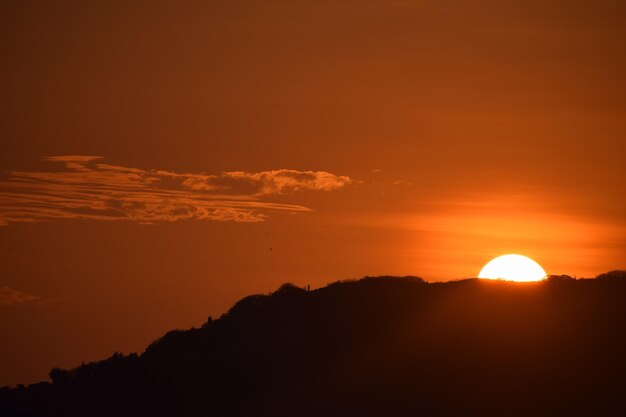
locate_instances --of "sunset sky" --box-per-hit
[1,0,625,386]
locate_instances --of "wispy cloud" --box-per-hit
[0,156,352,225]
[0,286,43,306]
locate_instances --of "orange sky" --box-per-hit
[1,0,625,386]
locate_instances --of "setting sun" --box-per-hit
[478,254,547,282]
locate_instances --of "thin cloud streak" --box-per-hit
[0,156,352,225]
[0,286,43,306]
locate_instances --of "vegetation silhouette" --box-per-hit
[2,272,626,416]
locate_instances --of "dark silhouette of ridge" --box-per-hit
[2,271,626,416]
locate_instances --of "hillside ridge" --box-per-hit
[2,270,626,416]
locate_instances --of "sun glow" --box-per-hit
[478,254,547,282]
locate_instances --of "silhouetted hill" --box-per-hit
[2,272,626,417]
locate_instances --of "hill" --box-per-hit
[2,271,626,416]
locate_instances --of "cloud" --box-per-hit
[0,286,42,306]
[0,157,352,225]
[220,170,352,195]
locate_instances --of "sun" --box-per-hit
[478,254,547,282]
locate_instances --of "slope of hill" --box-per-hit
[2,271,626,416]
